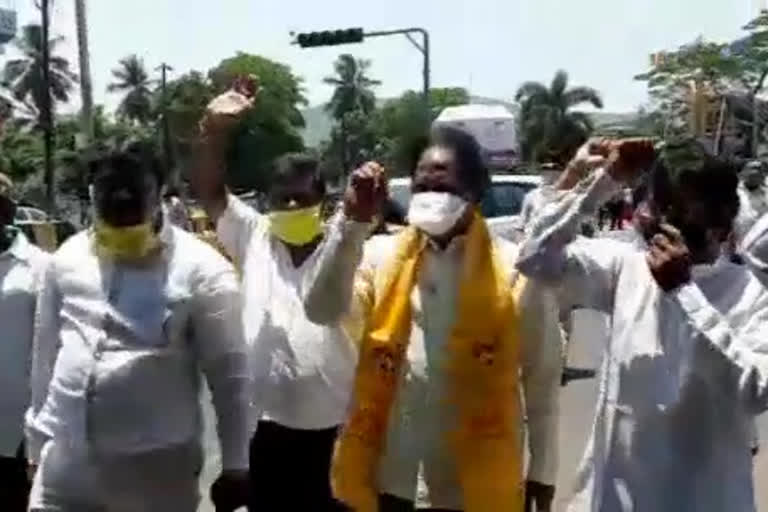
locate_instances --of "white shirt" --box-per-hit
[0,230,48,457]
[735,184,768,243]
[304,215,563,509]
[517,170,768,512]
[25,224,251,470]
[216,195,357,430]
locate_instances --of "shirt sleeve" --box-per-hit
[517,278,562,485]
[25,259,62,464]
[216,194,263,268]
[302,212,372,327]
[516,170,624,313]
[673,280,768,414]
[191,253,252,471]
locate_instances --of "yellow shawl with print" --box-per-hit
[332,211,525,512]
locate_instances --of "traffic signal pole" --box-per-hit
[364,28,430,104]
[295,27,431,117]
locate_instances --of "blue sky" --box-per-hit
[5,0,759,114]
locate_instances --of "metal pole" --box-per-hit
[157,63,174,182]
[74,0,94,142]
[366,28,431,120]
[40,0,55,213]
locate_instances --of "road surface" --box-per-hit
[196,311,768,512]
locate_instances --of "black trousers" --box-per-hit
[379,493,461,512]
[249,420,348,511]
[0,443,29,512]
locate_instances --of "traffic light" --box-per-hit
[297,28,364,48]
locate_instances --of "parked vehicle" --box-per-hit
[387,174,542,240]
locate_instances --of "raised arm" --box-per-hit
[303,162,386,325]
[25,259,62,465]
[517,139,654,313]
[189,75,259,225]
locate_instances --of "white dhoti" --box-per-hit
[29,439,202,512]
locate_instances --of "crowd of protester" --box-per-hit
[2,77,768,512]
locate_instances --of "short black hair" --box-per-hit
[270,153,326,197]
[417,126,490,200]
[651,139,740,230]
[88,139,165,187]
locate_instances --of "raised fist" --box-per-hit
[200,74,260,138]
[344,161,387,223]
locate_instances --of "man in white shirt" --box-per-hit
[0,174,47,511]
[516,138,768,512]
[190,78,356,511]
[302,127,562,511]
[25,141,251,512]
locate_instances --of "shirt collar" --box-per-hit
[426,233,466,254]
[690,253,729,280]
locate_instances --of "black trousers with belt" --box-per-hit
[0,443,30,512]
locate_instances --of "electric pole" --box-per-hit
[39,0,55,213]
[156,63,174,182]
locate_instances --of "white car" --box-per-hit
[387,174,542,241]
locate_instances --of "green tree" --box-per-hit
[322,54,381,170]
[635,38,741,138]
[515,70,603,164]
[323,54,381,121]
[208,53,307,191]
[372,87,471,174]
[2,24,77,126]
[163,71,215,157]
[108,54,155,125]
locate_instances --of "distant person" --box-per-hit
[517,137,768,512]
[0,173,48,512]
[517,163,561,238]
[26,141,251,512]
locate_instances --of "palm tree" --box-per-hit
[324,54,380,121]
[2,24,77,126]
[324,54,380,170]
[515,70,603,164]
[108,54,155,125]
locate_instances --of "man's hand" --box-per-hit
[647,223,692,292]
[525,480,555,512]
[601,137,656,183]
[558,138,655,190]
[200,74,260,140]
[557,138,608,190]
[210,469,249,512]
[344,161,387,223]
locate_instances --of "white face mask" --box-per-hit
[407,192,469,237]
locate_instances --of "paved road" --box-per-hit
[197,312,768,512]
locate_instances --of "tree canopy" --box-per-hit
[515,69,603,164]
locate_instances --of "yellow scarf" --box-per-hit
[333,211,525,512]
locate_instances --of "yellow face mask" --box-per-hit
[268,204,323,246]
[93,219,161,261]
